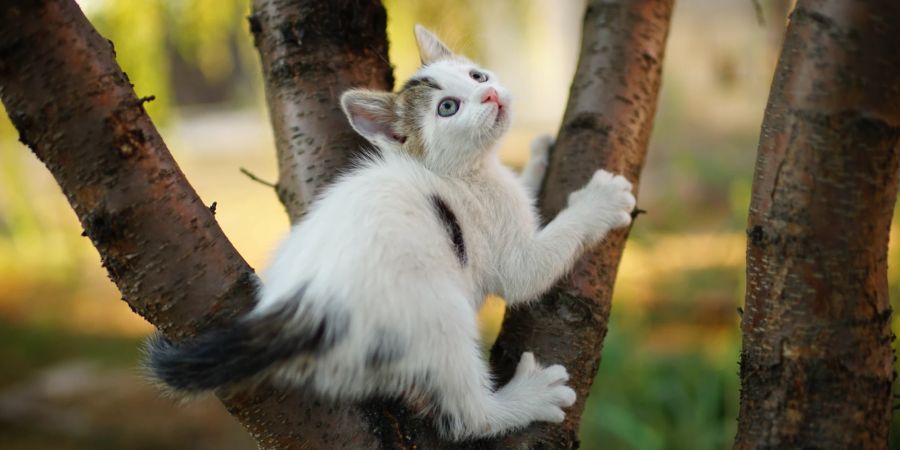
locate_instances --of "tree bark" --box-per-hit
[734,1,900,448]
[486,1,673,447]
[249,0,394,223]
[0,1,380,448]
[247,0,673,446]
[1,0,673,448]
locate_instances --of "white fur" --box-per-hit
[253,26,635,440]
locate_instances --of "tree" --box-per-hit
[0,0,672,447]
[735,0,900,448]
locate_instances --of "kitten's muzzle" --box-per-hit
[481,88,503,109]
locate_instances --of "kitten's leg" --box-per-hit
[518,135,553,198]
[430,340,575,440]
[499,170,635,304]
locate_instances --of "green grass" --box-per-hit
[580,313,740,450]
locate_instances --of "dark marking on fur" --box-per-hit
[430,195,466,265]
[146,285,348,392]
[401,76,441,92]
[365,329,406,368]
[394,77,439,157]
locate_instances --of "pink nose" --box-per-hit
[481,88,499,105]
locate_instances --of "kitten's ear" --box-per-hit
[414,24,453,65]
[340,89,401,146]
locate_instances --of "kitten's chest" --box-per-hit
[451,170,536,266]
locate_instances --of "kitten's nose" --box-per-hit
[481,88,500,105]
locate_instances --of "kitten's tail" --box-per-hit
[145,300,346,393]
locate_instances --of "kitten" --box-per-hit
[147,25,635,440]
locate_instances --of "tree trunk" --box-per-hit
[488,1,673,447]
[249,0,394,223]
[0,1,380,448]
[1,0,673,448]
[247,0,673,447]
[734,1,900,448]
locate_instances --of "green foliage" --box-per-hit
[166,0,248,82]
[89,1,171,121]
[84,0,252,123]
[581,319,741,450]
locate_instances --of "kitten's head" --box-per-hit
[340,25,511,172]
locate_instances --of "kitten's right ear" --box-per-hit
[340,90,401,147]
[414,24,453,65]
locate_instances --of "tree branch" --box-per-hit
[490,1,674,447]
[2,0,674,447]
[252,0,674,448]
[734,1,900,448]
[0,1,379,448]
[249,0,394,223]
[240,166,277,188]
[1,0,255,341]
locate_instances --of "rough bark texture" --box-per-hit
[734,1,900,449]
[0,1,380,449]
[248,0,673,447]
[2,0,673,448]
[0,0,255,343]
[488,1,673,448]
[249,0,394,223]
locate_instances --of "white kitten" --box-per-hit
[148,25,635,440]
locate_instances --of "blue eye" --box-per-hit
[469,70,488,83]
[438,98,460,117]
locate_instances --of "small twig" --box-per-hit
[630,207,647,220]
[209,201,217,215]
[240,167,277,188]
[137,95,156,106]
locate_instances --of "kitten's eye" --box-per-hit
[469,70,488,83]
[437,98,460,117]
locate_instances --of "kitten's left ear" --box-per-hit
[340,89,402,147]
[414,24,453,65]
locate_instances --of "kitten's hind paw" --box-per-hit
[499,352,577,424]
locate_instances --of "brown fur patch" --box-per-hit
[393,77,440,158]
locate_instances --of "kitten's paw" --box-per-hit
[503,352,577,424]
[529,135,554,165]
[567,169,636,230]
[521,135,554,196]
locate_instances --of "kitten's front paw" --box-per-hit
[502,352,577,424]
[567,169,636,230]
[529,135,554,166]
[520,135,555,197]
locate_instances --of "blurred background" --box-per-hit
[1,0,898,449]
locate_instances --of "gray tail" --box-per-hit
[145,301,345,393]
